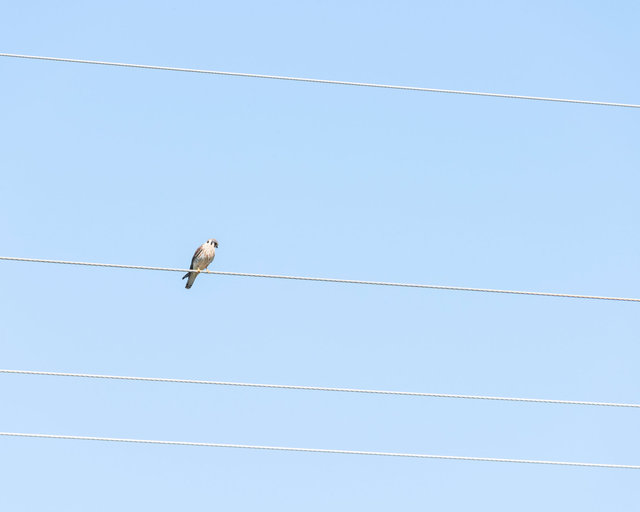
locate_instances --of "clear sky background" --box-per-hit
[1,1,639,510]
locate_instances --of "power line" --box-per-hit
[1,256,638,303]
[2,369,638,409]
[1,52,638,109]
[1,432,636,469]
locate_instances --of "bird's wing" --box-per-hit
[190,245,204,270]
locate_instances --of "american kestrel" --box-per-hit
[183,238,218,289]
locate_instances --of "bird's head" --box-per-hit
[207,239,219,249]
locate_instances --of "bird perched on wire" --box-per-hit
[183,239,218,289]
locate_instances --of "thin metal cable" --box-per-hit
[2,369,638,409]
[1,256,638,303]
[1,432,637,469]
[1,52,638,109]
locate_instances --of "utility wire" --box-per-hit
[1,432,637,469]
[2,369,638,409]
[1,52,638,109]
[1,256,638,303]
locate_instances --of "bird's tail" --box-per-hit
[183,272,197,289]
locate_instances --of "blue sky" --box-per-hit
[1,1,639,510]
